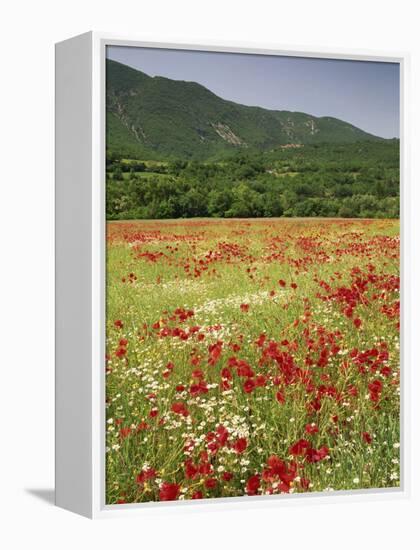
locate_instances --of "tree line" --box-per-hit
[106,141,399,220]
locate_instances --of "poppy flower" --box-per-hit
[305,423,319,435]
[276,391,285,404]
[137,421,149,431]
[204,478,217,489]
[255,375,266,387]
[185,459,198,479]
[237,361,254,378]
[220,379,231,391]
[255,334,266,347]
[221,367,232,380]
[362,431,373,444]
[216,424,229,446]
[198,462,213,476]
[119,426,131,439]
[243,378,256,393]
[306,445,329,463]
[353,318,362,329]
[263,455,289,482]
[380,366,392,377]
[171,402,189,417]
[190,380,208,396]
[136,468,156,484]
[289,439,311,456]
[159,482,180,501]
[115,347,127,358]
[368,379,383,402]
[246,474,260,496]
[233,437,248,454]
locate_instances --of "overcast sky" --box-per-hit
[107,46,400,139]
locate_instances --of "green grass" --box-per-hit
[105,217,400,504]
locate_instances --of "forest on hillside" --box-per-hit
[106,140,399,220]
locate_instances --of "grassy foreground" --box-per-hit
[105,218,400,504]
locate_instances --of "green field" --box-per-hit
[105,217,400,504]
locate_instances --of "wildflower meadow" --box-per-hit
[105,217,400,504]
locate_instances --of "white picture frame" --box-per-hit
[55,31,410,518]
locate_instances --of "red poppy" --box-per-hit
[171,402,189,417]
[204,478,217,489]
[306,445,329,463]
[233,437,248,454]
[289,439,311,456]
[237,361,254,378]
[221,367,232,380]
[190,380,208,396]
[208,341,223,365]
[185,459,198,479]
[305,423,319,435]
[368,379,383,403]
[159,482,180,501]
[243,378,256,393]
[119,426,131,439]
[136,468,156,484]
[255,375,266,387]
[255,334,266,347]
[192,368,204,379]
[362,431,372,444]
[216,424,229,447]
[276,391,285,404]
[137,421,149,431]
[347,384,358,397]
[198,462,213,476]
[246,474,260,496]
[263,455,291,485]
[115,347,127,357]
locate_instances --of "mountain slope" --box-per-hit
[106,59,382,160]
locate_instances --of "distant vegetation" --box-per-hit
[106,59,382,161]
[106,140,399,220]
[106,59,399,220]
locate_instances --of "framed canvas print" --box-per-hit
[55,32,409,518]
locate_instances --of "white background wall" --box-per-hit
[0,0,418,547]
